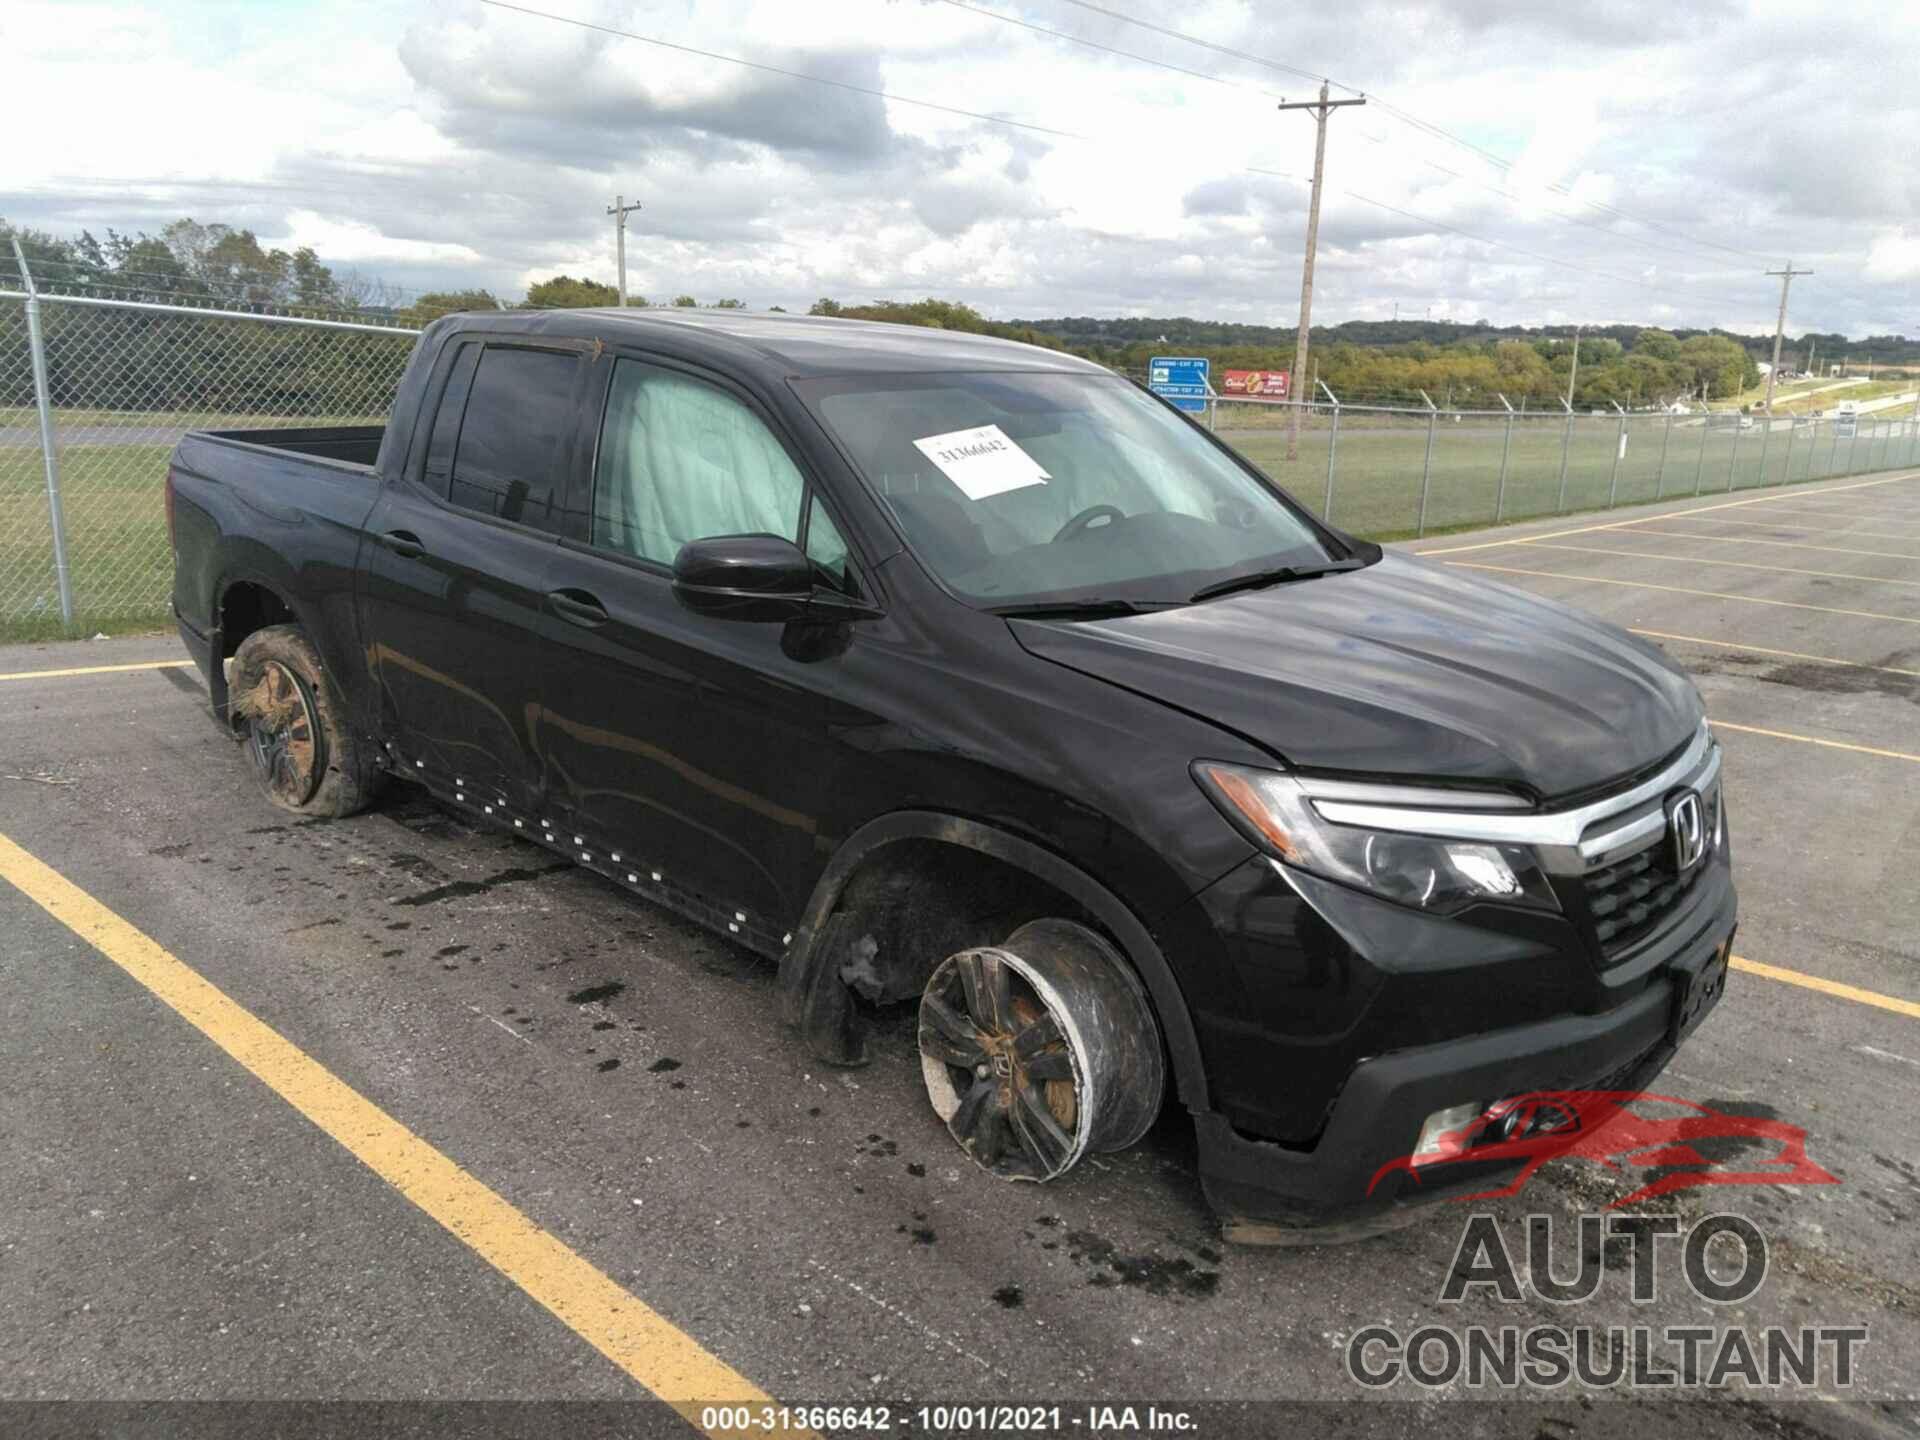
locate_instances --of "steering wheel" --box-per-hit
[1052,504,1125,543]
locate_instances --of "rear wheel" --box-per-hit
[918,918,1164,1183]
[230,624,381,817]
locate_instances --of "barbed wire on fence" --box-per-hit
[3,276,1918,639]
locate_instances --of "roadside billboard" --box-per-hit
[1223,368,1291,399]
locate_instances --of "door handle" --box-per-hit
[547,588,610,627]
[379,529,426,559]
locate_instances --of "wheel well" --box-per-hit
[817,838,1102,1011]
[212,581,295,726]
[776,821,1200,1119]
[219,581,294,660]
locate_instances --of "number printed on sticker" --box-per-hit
[912,423,1051,501]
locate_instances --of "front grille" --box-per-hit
[1580,840,1704,957]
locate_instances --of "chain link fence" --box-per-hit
[2,256,419,641]
[1201,394,1920,540]
[4,263,1920,641]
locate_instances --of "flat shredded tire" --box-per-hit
[918,918,1165,1183]
[229,623,381,818]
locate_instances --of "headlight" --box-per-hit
[1194,762,1561,915]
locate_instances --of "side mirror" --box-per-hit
[672,534,816,622]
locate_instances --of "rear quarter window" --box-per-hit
[445,345,579,531]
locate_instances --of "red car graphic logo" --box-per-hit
[1368,1091,1839,1207]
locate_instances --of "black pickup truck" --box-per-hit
[168,309,1735,1239]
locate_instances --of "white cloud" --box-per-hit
[279,211,485,266]
[1866,229,1920,282]
[1,0,1916,336]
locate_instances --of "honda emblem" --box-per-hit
[1667,790,1706,872]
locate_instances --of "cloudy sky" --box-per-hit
[6,0,1918,337]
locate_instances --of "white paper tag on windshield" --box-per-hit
[912,424,1050,501]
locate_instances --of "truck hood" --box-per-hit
[1008,552,1702,799]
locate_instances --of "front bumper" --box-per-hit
[1188,860,1737,1231]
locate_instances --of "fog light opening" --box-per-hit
[1412,1101,1483,1165]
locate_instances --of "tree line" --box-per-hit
[0,213,1880,416]
[402,280,753,323]
[802,299,1756,409]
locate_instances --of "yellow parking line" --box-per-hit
[1709,719,1920,764]
[1732,956,1920,1021]
[1630,630,1920,680]
[1447,561,1920,626]
[1415,472,1920,557]
[1518,541,1920,588]
[0,659,194,682]
[0,832,783,1434]
[1612,527,1920,562]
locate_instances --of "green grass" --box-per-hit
[2,443,177,643]
[1227,412,1920,537]
[5,416,1919,645]
[1765,379,1915,416]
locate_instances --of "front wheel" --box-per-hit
[229,624,381,818]
[918,918,1165,1183]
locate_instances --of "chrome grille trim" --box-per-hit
[1307,722,1717,860]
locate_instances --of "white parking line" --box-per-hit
[1415,472,1920,557]
[1630,630,1920,680]
[1740,503,1920,531]
[1447,561,1920,625]
[1713,720,1920,765]
[1516,541,1920,588]
[1610,527,1920,562]
[1587,513,1920,545]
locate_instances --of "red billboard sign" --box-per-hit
[1223,368,1290,399]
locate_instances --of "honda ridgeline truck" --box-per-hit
[167,309,1735,1240]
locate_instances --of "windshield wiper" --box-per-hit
[1188,558,1366,604]
[987,599,1160,620]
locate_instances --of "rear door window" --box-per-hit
[446,345,580,532]
[419,342,481,499]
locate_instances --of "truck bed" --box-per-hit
[198,425,386,469]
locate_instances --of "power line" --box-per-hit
[1045,0,1782,267]
[940,0,1758,279]
[1050,0,1324,85]
[480,0,1734,313]
[475,0,1089,141]
[935,0,1278,99]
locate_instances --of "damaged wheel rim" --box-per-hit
[244,658,325,807]
[919,946,1089,1182]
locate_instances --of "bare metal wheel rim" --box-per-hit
[919,945,1089,1182]
[245,658,326,807]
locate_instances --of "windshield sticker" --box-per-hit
[912,424,1051,500]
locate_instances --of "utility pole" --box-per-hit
[606,195,643,307]
[1762,263,1810,418]
[1278,81,1365,461]
[1565,324,1583,410]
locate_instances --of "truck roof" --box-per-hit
[434,307,1108,379]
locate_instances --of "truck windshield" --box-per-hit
[793,371,1340,610]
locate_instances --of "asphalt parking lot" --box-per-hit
[2,469,1917,1436]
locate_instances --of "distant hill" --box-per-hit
[1007,315,1920,366]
